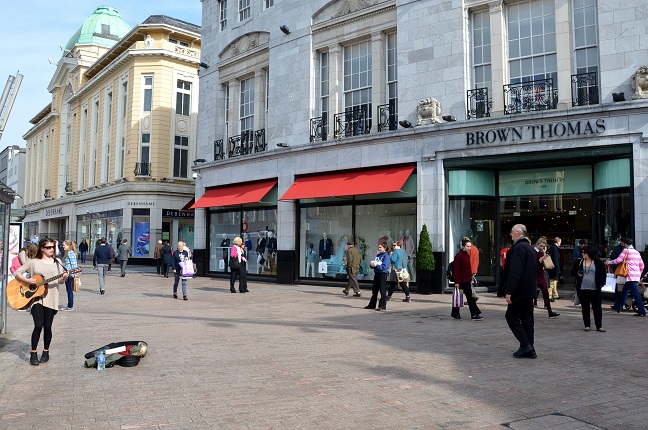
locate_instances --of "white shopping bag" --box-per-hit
[602,274,616,293]
[218,259,225,270]
[318,261,328,274]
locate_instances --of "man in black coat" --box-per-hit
[500,224,538,359]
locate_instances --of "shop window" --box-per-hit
[595,191,631,258]
[300,205,352,279]
[209,211,242,273]
[242,208,277,275]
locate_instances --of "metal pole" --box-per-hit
[1,203,10,334]
[0,72,24,141]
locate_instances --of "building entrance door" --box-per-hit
[499,193,592,285]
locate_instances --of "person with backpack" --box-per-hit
[452,238,483,320]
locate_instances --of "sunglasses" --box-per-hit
[42,245,56,250]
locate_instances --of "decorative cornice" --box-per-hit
[333,0,378,18]
[313,4,395,35]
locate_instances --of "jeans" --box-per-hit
[614,281,646,315]
[65,276,74,308]
[96,264,108,291]
[80,251,87,263]
[173,271,187,295]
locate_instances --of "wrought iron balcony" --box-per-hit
[228,129,266,158]
[65,182,72,193]
[310,114,328,142]
[571,72,599,107]
[466,88,492,119]
[503,78,557,115]
[43,189,51,199]
[214,139,225,160]
[377,103,397,132]
[334,104,372,139]
[134,162,152,176]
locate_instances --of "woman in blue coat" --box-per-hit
[364,242,391,310]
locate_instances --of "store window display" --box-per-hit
[305,243,317,276]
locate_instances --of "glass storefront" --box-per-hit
[76,210,124,254]
[208,208,277,274]
[299,201,417,282]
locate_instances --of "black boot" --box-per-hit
[30,352,39,366]
[39,351,50,363]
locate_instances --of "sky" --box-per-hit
[0,1,202,150]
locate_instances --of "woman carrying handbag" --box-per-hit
[229,237,249,293]
[572,245,606,331]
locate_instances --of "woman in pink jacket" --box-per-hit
[229,236,248,293]
[609,237,646,316]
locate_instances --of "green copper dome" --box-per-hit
[64,6,131,54]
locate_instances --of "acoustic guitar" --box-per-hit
[6,268,82,310]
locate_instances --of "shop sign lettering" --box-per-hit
[127,202,156,206]
[162,209,195,218]
[45,207,63,217]
[466,119,605,146]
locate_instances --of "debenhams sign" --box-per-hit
[466,118,605,146]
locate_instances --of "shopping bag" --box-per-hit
[616,275,626,284]
[602,274,616,293]
[73,276,81,292]
[452,288,464,307]
[179,259,195,277]
[542,255,555,270]
[318,261,328,274]
[396,268,410,282]
[218,259,225,270]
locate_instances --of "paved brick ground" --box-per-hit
[1,263,647,430]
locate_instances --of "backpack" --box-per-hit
[446,261,455,282]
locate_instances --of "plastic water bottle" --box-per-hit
[97,350,106,371]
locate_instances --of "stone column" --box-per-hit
[489,1,506,114]
[253,68,266,130]
[555,0,572,107]
[371,31,386,132]
[328,45,341,137]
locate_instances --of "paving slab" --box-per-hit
[1,264,647,430]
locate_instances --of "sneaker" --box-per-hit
[60,307,73,312]
[342,289,349,295]
[402,297,411,302]
[100,290,105,295]
[353,293,362,297]
[452,315,462,320]
[376,307,385,311]
[183,295,188,301]
[549,312,560,318]
[173,294,178,299]
[471,315,484,320]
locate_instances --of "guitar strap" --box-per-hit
[54,257,67,276]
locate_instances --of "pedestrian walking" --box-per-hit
[608,237,646,317]
[364,242,390,311]
[573,245,606,332]
[154,240,164,274]
[116,239,132,277]
[61,240,78,311]
[343,240,362,297]
[160,240,174,278]
[547,237,562,300]
[13,238,69,365]
[229,237,248,293]
[535,240,560,318]
[78,238,89,263]
[387,241,411,302]
[452,238,482,320]
[93,237,112,294]
[173,241,190,300]
[501,224,538,359]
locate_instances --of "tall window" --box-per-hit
[507,0,556,85]
[343,41,372,132]
[386,33,398,127]
[472,10,491,92]
[265,70,270,114]
[79,107,87,189]
[173,136,189,178]
[264,0,274,9]
[239,77,254,137]
[102,91,112,183]
[89,100,99,187]
[143,76,153,112]
[224,84,230,139]
[239,0,250,21]
[140,133,151,176]
[219,0,228,31]
[572,0,598,75]
[117,80,128,178]
[176,80,192,116]
[320,51,329,137]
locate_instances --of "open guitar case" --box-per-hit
[84,340,148,368]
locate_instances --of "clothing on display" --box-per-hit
[319,236,333,260]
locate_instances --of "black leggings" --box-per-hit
[31,303,56,351]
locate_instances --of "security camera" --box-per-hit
[86,210,91,214]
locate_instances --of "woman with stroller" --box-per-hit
[572,245,606,332]
[608,237,646,317]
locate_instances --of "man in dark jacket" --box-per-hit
[547,237,562,300]
[93,237,113,295]
[501,224,538,359]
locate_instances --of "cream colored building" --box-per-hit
[22,7,201,259]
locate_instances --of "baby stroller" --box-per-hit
[630,277,648,313]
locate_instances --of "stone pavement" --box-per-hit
[1,264,647,430]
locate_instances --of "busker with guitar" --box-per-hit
[13,238,69,366]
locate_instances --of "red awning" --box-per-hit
[181,198,195,211]
[280,166,414,200]
[191,180,277,209]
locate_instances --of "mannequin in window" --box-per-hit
[256,231,266,273]
[220,234,230,272]
[378,231,393,249]
[402,229,415,257]
[267,231,277,274]
[319,232,333,260]
[305,243,317,277]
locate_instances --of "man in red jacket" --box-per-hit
[451,238,482,320]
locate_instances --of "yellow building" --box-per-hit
[22,7,201,258]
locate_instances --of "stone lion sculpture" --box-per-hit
[631,66,648,99]
[416,97,442,125]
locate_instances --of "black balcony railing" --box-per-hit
[571,72,599,107]
[466,88,491,119]
[228,129,266,158]
[214,139,225,160]
[334,104,372,139]
[134,162,152,176]
[65,182,72,193]
[44,189,51,199]
[377,103,397,132]
[310,114,328,142]
[503,78,557,115]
